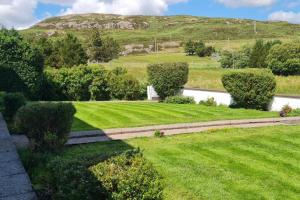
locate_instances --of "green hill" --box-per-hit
[22,14,300,45]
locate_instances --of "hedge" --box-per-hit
[164,96,195,104]
[147,62,189,100]
[3,93,26,122]
[222,69,276,110]
[15,102,76,151]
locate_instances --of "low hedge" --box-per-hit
[15,102,76,151]
[147,62,189,100]
[164,96,195,104]
[3,93,26,121]
[222,69,276,110]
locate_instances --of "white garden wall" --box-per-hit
[147,86,300,111]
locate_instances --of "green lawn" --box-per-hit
[98,52,300,96]
[24,125,300,199]
[72,102,278,131]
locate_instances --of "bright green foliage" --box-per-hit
[184,40,195,55]
[147,63,189,100]
[72,102,277,131]
[44,66,110,101]
[90,150,163,200]
[199,97,217,106]
[3,93,26,121]
[87,30,120,63]
[222,69,276,110]
[164,96,195,104]
[15,102,76,151]
[57,34,88,67]
[220,50,250,69]
[108,67,145,100]
[0,29,44,98]
[267,42,300,75]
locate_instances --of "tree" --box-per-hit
[87,30,120,63]
[184,40,215,57]
[0,28,44,98]
[58,34,88,67]
[184,40,195,55]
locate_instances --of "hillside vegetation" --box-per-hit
[22,14,300,45]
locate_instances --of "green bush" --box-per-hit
[289,108,300,117]
[222,69,276,110]
[164,96,195,104]
[0,91,6,112]
[3,93,26,121]
[44,66,110,101]
[148,63,189,100]
[199,97,217,106]
[90,150,163,200]
[15,102,76,151]
[267,42,300,75]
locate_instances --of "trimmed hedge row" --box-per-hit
[222,69,276,110]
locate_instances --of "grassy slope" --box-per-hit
[72,102,277,131]
[98,52,300,96]
[22,14,300,45]
[26,125,300,199]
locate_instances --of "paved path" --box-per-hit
[67,117,300,145]
[0,114,36,200]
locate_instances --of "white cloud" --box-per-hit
[63,0,188,15]
[0,0,37,29]
[268,11,300,23]
[0,0,187,29]
[217,0,276,8]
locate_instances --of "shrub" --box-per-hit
[164,96,195,104]
[15,102,76,151]
[3,93,26,121]
[184,40,215,57]
[90,150,163,200]
[289,108,300,117]
[0,91,5,112]
[154,130,164,138]
[222,69,276,110]
[44,66,110,101]
[199,97,217,106]
[267,42,300,75]
[147,63,189,100]
[279,105,293,117]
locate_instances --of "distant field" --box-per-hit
[99,52,300,96]
[72,102,277,131]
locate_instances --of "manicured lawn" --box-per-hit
[72,102,278,131]
[23,125,300,199]
[98,52,300,96]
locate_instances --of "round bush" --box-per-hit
[90,150,163,200]
[147,62,189,100]
[222,69,276,110]
[15,102,76,151]
[267,42,300,75]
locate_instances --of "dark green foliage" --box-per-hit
[199,97,217,106]
[3,93,26,121]
[184,40,215,57]
[44,66,110,101]
[57,34,88,67]
[87,30,120,63]
[0,92,5,112]
[220,40,280,69]
[222,69,276,110]
[90,150,163,200]
[164,96,195,104]
[45,154,109,200]
[35,37,60,68]
[267,42,300,75]
[154,130,164,137]
[108,67,146,100]
[0,29,44,98]
[184,40,195,55]
[15,102,76,151]
[147,63,189,100]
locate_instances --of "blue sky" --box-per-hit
[1,0,300,29]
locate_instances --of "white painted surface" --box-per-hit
[147,86,300,111]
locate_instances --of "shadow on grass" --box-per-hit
[72,117,99,131]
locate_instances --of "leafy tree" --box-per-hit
[184,40,195,55]
[35,37,60,68]
[184,40,215,57]
[0,28,44,98]
[267,42,300,75]
[87,30,120,63]
[58,34,88,67]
